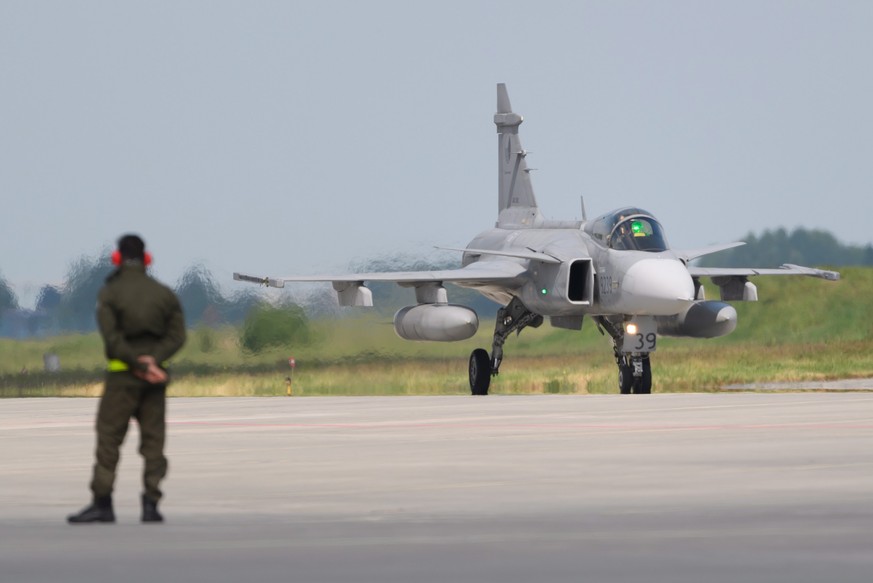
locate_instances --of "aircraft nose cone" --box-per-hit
[621,258,695,315]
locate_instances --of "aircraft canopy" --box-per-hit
[586,207,669,252]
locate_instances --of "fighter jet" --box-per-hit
[235,84,839,395]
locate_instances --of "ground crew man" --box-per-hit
[68,234,186,524]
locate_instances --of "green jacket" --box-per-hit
[96,262,186,372]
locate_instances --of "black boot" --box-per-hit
[67,496,115,524]
[141,495,163,523]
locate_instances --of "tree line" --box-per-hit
[697,227,873,268]
[0,256,261,338]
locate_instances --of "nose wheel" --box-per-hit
[618,354,652,394]
[596,316,654,395]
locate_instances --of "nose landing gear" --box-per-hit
[597,316,654,394]
[617,353,652,394]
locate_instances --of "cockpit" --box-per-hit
[584,207,669,252]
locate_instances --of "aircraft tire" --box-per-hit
[618,362,634,394]
[469,349,491,396]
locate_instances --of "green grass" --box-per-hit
[706,267,873,344]
[2,267,871,397]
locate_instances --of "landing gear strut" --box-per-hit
[469,297,543,395]
[596,316,653,394]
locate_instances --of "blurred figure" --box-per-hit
[67,234,186,524]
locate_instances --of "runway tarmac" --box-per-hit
[723,377,873,391]
[2,393,872,583]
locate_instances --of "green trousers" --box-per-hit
[90,374,168,501]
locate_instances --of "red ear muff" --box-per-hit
[112,250,152,266]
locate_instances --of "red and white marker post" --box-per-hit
[286,357,297,396]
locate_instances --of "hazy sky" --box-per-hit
[2,1,871,307]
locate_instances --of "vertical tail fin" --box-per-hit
[494,83,542,227]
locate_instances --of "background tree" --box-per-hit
[36,285,62,312]
[240,301,310,353]
[175,265,223,326]
[0,270,18,313]
[175,265,263,326]
[699,227,873,268]
[0,270,19,334]
[57,252,114,332]
[219,289,262,324]
[300,286,342,319]
[29,285,64,336]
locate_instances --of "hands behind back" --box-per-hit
[134,355,168,385]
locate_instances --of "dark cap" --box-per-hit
[117,234,146,261]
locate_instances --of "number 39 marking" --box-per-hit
[622,319,657,353]
[634,333,657,351]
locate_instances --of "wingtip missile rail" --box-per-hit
[233,273,286,288]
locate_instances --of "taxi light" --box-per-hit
[626,323,638,335]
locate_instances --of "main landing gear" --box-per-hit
[469,297,543,395]
[596,316,653,394]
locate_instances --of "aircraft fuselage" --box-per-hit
[462,221,696,320]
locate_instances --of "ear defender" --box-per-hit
[111,251,152,266]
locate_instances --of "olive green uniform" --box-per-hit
[91,262,186,502]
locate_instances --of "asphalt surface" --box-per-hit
[2,394,872,583]
[723,377,873,391]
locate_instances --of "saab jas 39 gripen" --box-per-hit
[235,84,839,395]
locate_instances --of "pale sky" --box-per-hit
[2,1,871,307]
